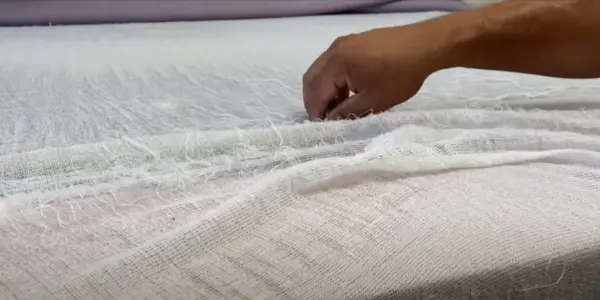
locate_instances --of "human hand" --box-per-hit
[302,23,451,121]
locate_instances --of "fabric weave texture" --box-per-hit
[1,12,600,299]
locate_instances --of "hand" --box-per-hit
[302,23,450,121]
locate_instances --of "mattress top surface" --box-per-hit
[1,12,600,299]
[1,12,599,153]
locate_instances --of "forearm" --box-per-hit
[432,0,600,78]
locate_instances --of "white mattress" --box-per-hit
[1,11,600,153]
[2,12,600,299]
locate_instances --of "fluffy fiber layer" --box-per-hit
[1,12,600,299]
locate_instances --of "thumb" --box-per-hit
[326,92,375,121]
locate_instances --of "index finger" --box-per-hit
[302,51,347,121]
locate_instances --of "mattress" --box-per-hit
[2,12,600,299]
[0,0,469,26]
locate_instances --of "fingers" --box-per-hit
[303,40,351,121]
[327,85,349,112]
[326,92,377,121]
[303,58,326,120]
[303,63,347,120]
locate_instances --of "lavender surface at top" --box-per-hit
[0,0,469,26]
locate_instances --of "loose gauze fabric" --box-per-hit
[1,12,600,299]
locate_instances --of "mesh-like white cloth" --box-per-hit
[2,12,600,299]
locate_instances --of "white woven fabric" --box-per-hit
[2,12,600,299]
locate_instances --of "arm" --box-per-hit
[302,0,600,121]
[436,0,600,78]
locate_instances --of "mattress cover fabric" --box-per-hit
[2,12,600,299]
[0,0,468,26]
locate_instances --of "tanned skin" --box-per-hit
[302,0,600,121]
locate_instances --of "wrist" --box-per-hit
[420,0,591,77]
[404,11,484,74]
[420,0,535,72]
